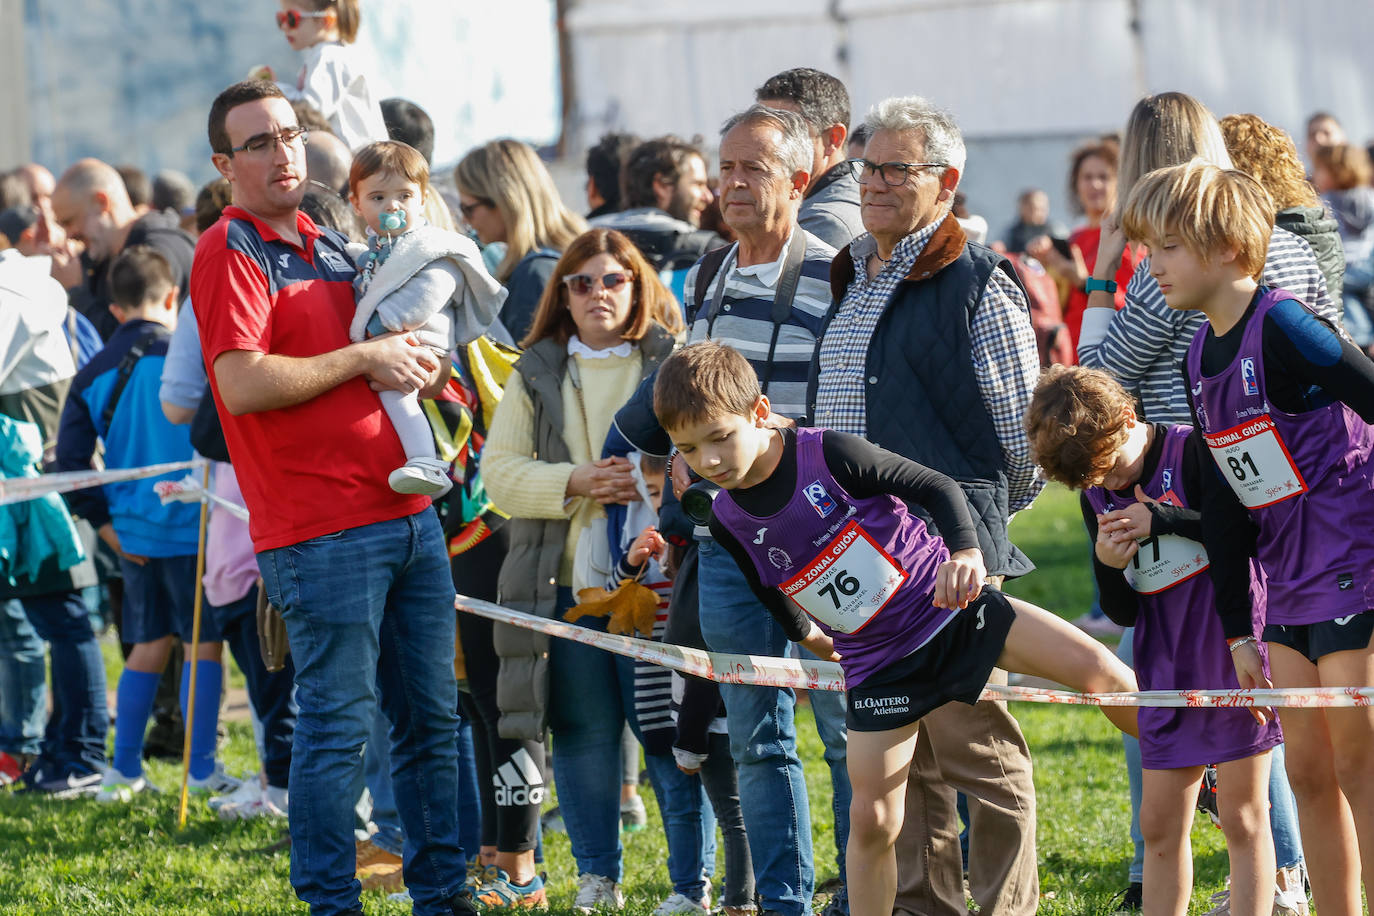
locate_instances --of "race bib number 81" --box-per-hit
[780,520,907,634]
[1203,415,1307,509]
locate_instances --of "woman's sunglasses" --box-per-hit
[563,272,631,297]
[276,9,329,28]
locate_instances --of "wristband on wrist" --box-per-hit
[1227,635,1257,653]
[1084,277,1118,294]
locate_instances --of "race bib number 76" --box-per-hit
[780,520,907,634]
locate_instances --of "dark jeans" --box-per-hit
[208,590,297,788]
[21,590,108,776]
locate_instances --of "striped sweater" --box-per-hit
[1078,226,1340,423]
[684,230,837,419]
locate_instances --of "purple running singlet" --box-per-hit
[1085,425,1280,768]
[1187,288,1374,625]
[710,428,954,687]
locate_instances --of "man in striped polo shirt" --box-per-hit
[678,103,842,916]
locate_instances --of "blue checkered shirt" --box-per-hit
[814,224,1045,513]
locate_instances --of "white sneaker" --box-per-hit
[653,893,709,916]
[574,873,625,913]
[388,458,453,497]
[219,785,288,821]
[187,761,244,796]
[208,775,261,811]
[1274,863,1309,915]
[96,768,152,803]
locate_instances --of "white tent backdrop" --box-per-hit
[564,0,1374,242]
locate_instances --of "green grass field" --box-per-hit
[1,485,1237,915]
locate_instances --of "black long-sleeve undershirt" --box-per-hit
[1079,423,1206,627]
[1183,291,1374,636]
[706,428,981,641]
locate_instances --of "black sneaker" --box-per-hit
[1112,882,1143,912]
[444,889,481,916]
[819,883,849,916]
[1197,764,1221,827]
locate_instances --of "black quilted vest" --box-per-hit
[805,217,1034,578]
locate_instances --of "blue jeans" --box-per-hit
[259,511,467,916]
[0,598,45,757]
[794,644,850,878]
[209,590,296,788]
[22,590,108,776]
[697,540,814,916]
[619,651,715,899]
[365,703,483,862]
[547,588,629,880]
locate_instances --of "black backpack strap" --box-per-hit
[689,244,734,325]
[100,326,170,432]
[757,230,809,394]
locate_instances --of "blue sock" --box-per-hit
[180,660,223,781]
[112,669,161,779]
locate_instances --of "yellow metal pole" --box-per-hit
[177,462,212,829]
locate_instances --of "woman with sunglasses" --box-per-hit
[482,228,683,911]
[455,140,587,342]
[253,0,387,152]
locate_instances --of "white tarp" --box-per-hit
[564,0,1374,241]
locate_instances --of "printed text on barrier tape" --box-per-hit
[0,460,199,507]
[455,596,1374,708]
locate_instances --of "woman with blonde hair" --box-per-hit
[455,139,587,341]
[482,228,684,911]
[1221,113,1344,303]
[1078,91,1339,424]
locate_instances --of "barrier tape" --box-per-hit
[15,459,1372,709]
[455,596,1374,709]
[0,460,199,507]
[154,475,251,522]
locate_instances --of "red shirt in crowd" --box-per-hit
[1063,224,1142,351]
[191,205,429,552]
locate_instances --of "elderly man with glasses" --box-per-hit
[192,80,476,916]
[804,95,1044,916]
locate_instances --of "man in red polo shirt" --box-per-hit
[191,80,475,916]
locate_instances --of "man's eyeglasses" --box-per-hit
[229,127,309,156]
[846,158,946,187]
[563,271,631,297]
[276,9,328,28]
[458,198,494,221]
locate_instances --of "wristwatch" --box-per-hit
[1084,277,1118,294]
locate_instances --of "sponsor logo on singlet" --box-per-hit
[804,481,837,518]
[1241,357,1259,396]
[1338,573,1355,592]
[768,546,792,570]
[753,528,768,545]
[1161,468,1173,493]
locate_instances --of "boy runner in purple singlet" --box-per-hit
[1028,364,1282,916]
[651,341,1139,916]
[1122,159,1374,916]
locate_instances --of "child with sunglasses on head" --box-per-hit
[347,140,506,496]
[1027,364,1282,916]
[1123,159,1374,916]
[251,0,387,151]
[654,340,1141,916]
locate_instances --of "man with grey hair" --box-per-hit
[756,68,863,250]
[804,95,1044,916]
[612,102,841,916]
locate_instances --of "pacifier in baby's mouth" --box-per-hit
[380,210,407,233]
